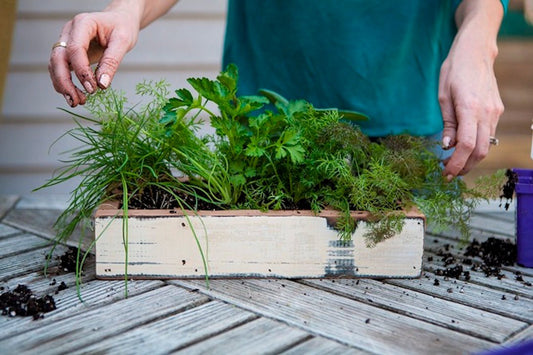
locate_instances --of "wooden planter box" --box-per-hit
[94,203,425,279]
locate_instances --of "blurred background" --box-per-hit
[0,0,531,196]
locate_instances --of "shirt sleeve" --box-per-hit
[453,0,509,14]
[500,0,509,14]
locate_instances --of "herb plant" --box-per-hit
[38,64,505,296]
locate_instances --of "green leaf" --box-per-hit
[285,145,306,163]
[237,95,270,116]
[274,146,287,160]
[259,88,289,107]
[159,111,175,125]
[174,88,194,105]
[187,77,229,103]
[245,144,266,158]
[315,108,369,121]
[249,113,270,130]
[229,173,246,186]
[244,167,257,177]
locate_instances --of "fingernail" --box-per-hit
[446,174,454,182]
[99,74,110,88]
[63,93,73,106]
[83,81,94,93]
[442,136,451,149]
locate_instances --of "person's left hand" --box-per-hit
[438,18,504,180]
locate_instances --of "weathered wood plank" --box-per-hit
[504,325,533,345]
[174,317,311,354]
[300,278,526,343]
[282,337,369,355]
[15,194,69,210]
[473,199,515,214]
[171,279,494,354]
[3,208,61,239]
[475,211,515,223]
[0,285,209,354]
[387,272,533,323]
[0,246,68,282]
[79,301,257,354]
[0,233,52,258]
[0,223,19,238]
[95,211,424,278]
[425,254,533,300]
[3,208,93,251]
[0,279,163,341]
[467,215,515,237]
[0,262,95,296]
[0,195,18,219]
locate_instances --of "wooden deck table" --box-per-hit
[0,195,531,354]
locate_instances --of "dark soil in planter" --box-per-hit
[122,182,313,211]
[0,285,56,320]
[123,184,223,210]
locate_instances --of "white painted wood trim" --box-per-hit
[95,208,425,279]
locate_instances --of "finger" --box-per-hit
[49,23,81,106]
[95,31,131,89]
[438,74,457,150]
[67,13,99,94]
[442,112,477,178]
[460,123,491,175]
[50,51,88,107]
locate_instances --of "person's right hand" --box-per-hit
[48,10,141,107]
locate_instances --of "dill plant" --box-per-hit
[39,64,505,295]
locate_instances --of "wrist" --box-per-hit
[454,0,503,61]
[104,0,144,26]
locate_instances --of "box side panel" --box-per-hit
[95,215,424,278]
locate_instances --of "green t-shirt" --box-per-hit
[222,1,508,137]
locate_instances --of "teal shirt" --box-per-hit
[222,1,508,137]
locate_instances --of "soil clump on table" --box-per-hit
[0,247,80,320]
[432,237,530,287]
[0,285,56,320]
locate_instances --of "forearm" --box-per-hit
[454,0,504,61]
[104,0,179,29]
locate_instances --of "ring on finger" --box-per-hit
[52,41,67,50]
[489,136,499,146]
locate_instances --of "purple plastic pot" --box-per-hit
[513,168,533,267]
[513,168,533,184]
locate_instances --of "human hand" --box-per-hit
[48,10,141,107]
[438,4,504,180]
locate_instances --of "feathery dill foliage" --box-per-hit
[40,63,503,261]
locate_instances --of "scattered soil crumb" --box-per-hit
[0,285,56,320]
[58,247,80,273]
[464,237,516,277]
[432,236,524,287]
[57,282,68,293]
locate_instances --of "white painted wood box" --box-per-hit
[94,204,425,279]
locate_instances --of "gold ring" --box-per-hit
[52,41,67,50]
[489,136,499,146]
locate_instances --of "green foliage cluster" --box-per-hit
[38,64,505,293]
